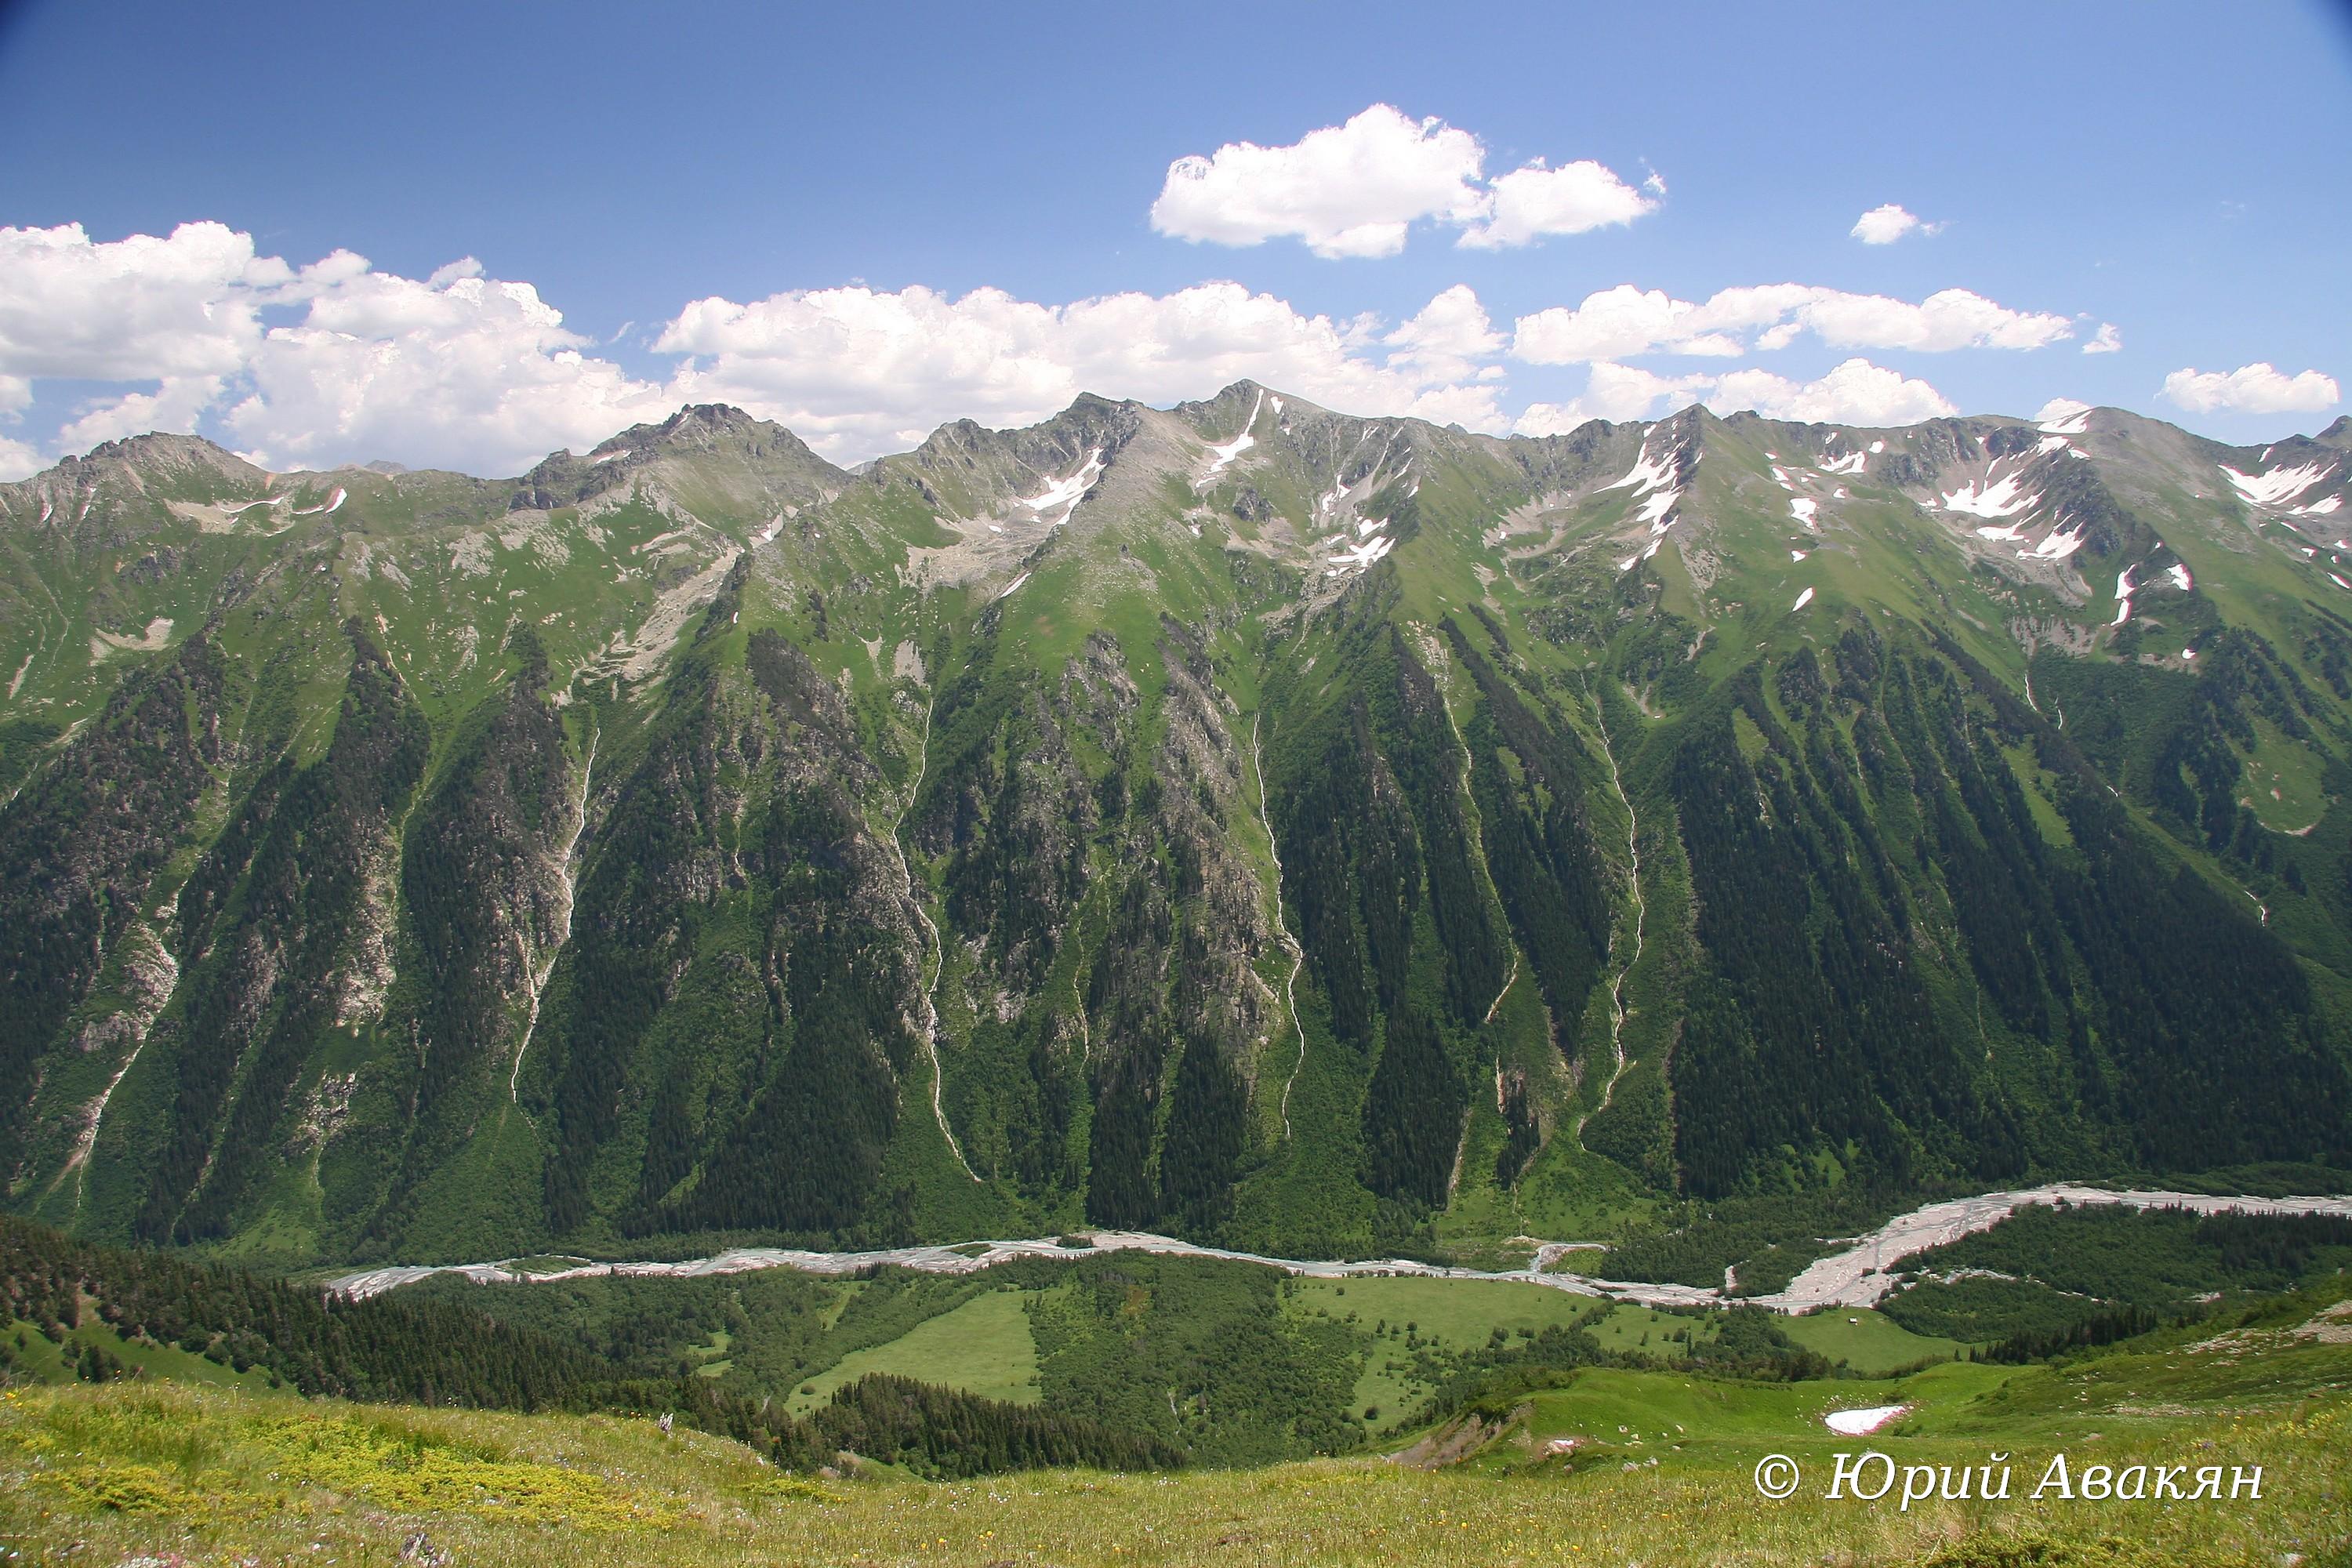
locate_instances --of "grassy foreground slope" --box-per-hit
[3,1299,2347,1568]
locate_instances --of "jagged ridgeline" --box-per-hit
[2,390,2349,1266]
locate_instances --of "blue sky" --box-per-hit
[0,0,2346,476]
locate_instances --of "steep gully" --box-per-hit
[1577,678,1642,1140]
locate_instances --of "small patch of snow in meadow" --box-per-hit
[1824,1404,1908,1436]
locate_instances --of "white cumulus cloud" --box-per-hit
[1515,356,1955,436]
[0,221,1523,472]
[1706,358,1958,425]
[227,263,675,474]
[1150,104,1654,258]
[0,223,681,475]
[0,220,2064,478]
[659,280,1509,456]
[1149,105,1486,259]
[1382,285,1504,382]
[2159,361,2339,415]
[59,376,225,452]
[1457,159,1657,249]
[0,222,291,383]
[0,435,42,481]
[2082,322,2122,355]
[1512,282,2071,364]
[1851,204,1937,244]
[1513,363,1716,434]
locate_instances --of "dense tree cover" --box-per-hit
[138,626,430,1244]
[1880,1276,2113,1345]
[1889,1202,2352,1310]
[1441,619,1612,1040]
[1978,1303,2168,1364]
[361,628,574,1247]
[1601,1186,1954,1292]
[535,577,927,1245]
[409,1262,998,1406]
[0,635,224,1179]
[0,1217,1174,1475]
[815,1374,1181,1478]
[1661,626,2351,1198]
[1666,659,1988,1196]
[1027,1255,1365,1466]
[1266,591,1516,1218]
[1403,1301,1833,1436]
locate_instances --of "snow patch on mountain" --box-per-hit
[1792,586,1815,611]
[2222,459,2333,509]
[2038,401,2092,436]
[1204,390,1264,477]
[1328,533,1395,575]
[1941,466,2037,520]
[2030,525,2086,560]
[1021,448,1104,528]
[1606,436,1677,499]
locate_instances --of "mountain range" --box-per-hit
[4,384,2350,1268]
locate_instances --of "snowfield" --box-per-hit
[2222,459,2333,509]
[1941,467,2036,520]
[2037,401,2092,436]
[1021,448,1104,526]
[1204,390,1264,477]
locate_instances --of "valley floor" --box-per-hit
[328,1183,2352,1314]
